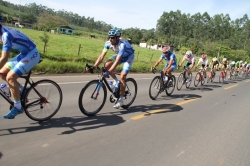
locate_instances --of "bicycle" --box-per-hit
[78,64,137,116]
[149,68,176,100]
[194,67,205,87]
[176,66,192,91]
[207,68,216,83]
[0,60,63,121]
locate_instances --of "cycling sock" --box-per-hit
[14,100,22,109]
[114,77,119,82]
[120,96,124,101]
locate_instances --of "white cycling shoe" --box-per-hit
[113,99,124,109]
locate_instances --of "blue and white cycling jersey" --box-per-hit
[0,26,40,76]
[103,39,134,58]
[1,26,36,53]
[160,52,177,71]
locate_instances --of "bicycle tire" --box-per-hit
[176,73,184,91]
[186,72,192,88]
[121,78,137,108]
[194,73,200,87]
[23,79,63,122]
[78,80,107,116]
[149,76,161,100]
[165,75,176,96]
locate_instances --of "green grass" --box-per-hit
[7,27,184,74]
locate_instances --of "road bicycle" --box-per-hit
[0,60,63,121]
[194,67,205,87]
[78,64,137,116]
[207,68,216,83]
[176,66,192,90]
[149,68,176,100]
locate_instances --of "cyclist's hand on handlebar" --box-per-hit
[103,71,110,78]
[151,66,156,71]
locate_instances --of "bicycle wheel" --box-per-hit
[176,73,184,91]
[149,76,161,100]
[165,75,176,96]
[23,79,63,122]
[207,72,212,83]
[211,73,215,82]
[219,72,224,83]
[78,80,107,116]
[194,73,200,87]
[186,72,192,88]
[121,78,137,108]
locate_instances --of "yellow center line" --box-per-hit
[224,84,238,90]
[131,98,199,120]
[246,80,250,82]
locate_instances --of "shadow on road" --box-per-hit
[0,152,2,159]
[0,114,125,136]
[159,94,202,100]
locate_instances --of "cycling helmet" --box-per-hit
[223,58,227,61]
[108,27,121,37]
[231,61,235,64]
[201,54,207,59]
[162,45,171,53]
[212,57,218,61]
[240,60,243,64]
[186,50,192,57]
[245,61,247,64]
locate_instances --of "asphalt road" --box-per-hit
[0,72,249,166]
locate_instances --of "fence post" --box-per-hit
[137,51,140,61]
[78,44,81,56]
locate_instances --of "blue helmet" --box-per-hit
[108,27,121,37]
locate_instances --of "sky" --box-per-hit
[6,0,250,30]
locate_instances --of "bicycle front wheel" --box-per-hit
[23,79,63,122]
[176,73,185,91]
[78,80,107,116]
[121,78,137,109]
[194,73,200,87]
[186,72,192,88]
[165,75,176,96]
[149,76,162,100]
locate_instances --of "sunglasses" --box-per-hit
[109,37,116,39]
[163,51,169,54]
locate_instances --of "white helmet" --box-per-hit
[240,60,243,64]
[232,61,235,64]
[186,50,192,57]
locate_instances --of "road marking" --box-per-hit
[42,144,49,147]
[246,80,250,82]
[131,98,199,120]
[224,84,238,90]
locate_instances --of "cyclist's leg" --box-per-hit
[105,56,119,84]
[3,49,40,119]
[114,54,134,109]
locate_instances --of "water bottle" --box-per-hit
[109,81,115,91]
[0,83,10,97]
[115,81,120,92]
[163,76,168,83]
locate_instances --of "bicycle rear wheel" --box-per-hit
[78,80,107,116]
[194,73,200,87]
[176,73,184,91]
[149,76,162,100]
[165,75,176,96]
[23,79,63,122]
[121,78,137,109]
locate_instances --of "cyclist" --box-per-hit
[151,45,177,84]
[195,53,208,82]
[209,57,219,77]
[221,58,229,80]
[86,27,134,109]
[178,50,195,82]
[229,61,236,79]
[0,13,40,119]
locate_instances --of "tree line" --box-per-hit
[0,0,249,61]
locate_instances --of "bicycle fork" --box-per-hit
[92,82,103,100]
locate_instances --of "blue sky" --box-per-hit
[6,0,250,29]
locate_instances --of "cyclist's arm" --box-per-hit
[108,54,122,73]
[0,51,10,69]
[179,59,184,67]
[152,57,162,69]
[94,50,107,67]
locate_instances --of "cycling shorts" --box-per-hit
[109,54,134,73]
[164,64,177,71]
[5,48,40,77]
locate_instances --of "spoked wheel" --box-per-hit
[176,73,185,91]
[219,72,225,83]
[165,75,176,96]
[207,72,212,83]
[78,80,107,116]
[23,79,63,121]
[149,76,162,100]
[121,78,137,109]
[186,72,192,88]
[194,73,201,87]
